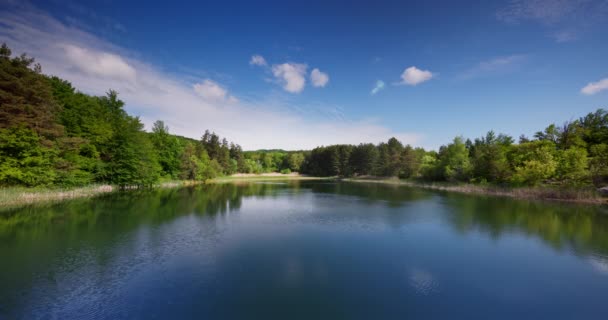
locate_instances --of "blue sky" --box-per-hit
[1,0,607,150]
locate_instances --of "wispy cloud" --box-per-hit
[581,77,608,95]
[552,29,577,42]
[310,68,329,88]
[0,3,421,149]
[371,80,385,95]
[497,0,584,25]
[399,66,434,86]
[497,0,608,42]
[460,54,527,79]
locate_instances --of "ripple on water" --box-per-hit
[408,268,439,296]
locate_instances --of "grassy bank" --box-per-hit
[0,184,114,209]
[343,177,606,204]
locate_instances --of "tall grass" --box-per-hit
[0,180,206,210]
[344,178,605,204]
[0,184,114,209]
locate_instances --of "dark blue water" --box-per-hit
[1,181,608,319]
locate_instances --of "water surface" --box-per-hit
[1,181,608,319]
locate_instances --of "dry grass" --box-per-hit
[210,173,329,183]
[0,180,207,210]
[0,184,115,209]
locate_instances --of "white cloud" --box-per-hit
[310,68,329,87]
[371,80,385,95]
[193,79,237,102]
[0,4,422,150]
[581,77,608,95]
[271,63,307,93]
[400,66,434,86]
[249,54,267,66]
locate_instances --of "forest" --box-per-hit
[1,44,607,189]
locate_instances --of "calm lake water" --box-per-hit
[1,181,608,319]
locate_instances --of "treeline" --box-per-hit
[2,43,607,190]
[300,114,608,188]
[0,44,304,188]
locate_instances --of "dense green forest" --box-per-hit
[300,116,607,188]
[1,44,607,189]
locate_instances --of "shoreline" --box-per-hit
[342,177,607,205]
[0,174,325,210]
[0,180,205,211]
[2,174,605,211]
[209,173,330,183]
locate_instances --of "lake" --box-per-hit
[1,181,608,319]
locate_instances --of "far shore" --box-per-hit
[209,173,330,183]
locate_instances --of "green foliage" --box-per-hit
[286,153,305,172]
[150,120,183,179]
[556,147,588,184]
[106,115,161,188]
[420,152,440,180]
[0,44,63,141]
[437,137,472,181]
[510,141,557,186]
[470,131,513,183]
[590,144,608,186]
[349,143,378,176]
[0,127,56,186]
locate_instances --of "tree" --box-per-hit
[556,147,589,185]
[470,131,513,183]
[510,141,557,186]
[0,44,64,141]
[580,109,608,148]
[589,144,608,187]
[436,137,472,181]
[286,153,305,172]
[229,143,247,172]
[150,120,182,178]
[399,145,424,178]
[95,92,160,188]
[0,127,57,186]
[420,151,440,180]
[349,143,378,176]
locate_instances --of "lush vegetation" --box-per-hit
[0,44,304,188]
[1,43,607,192]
